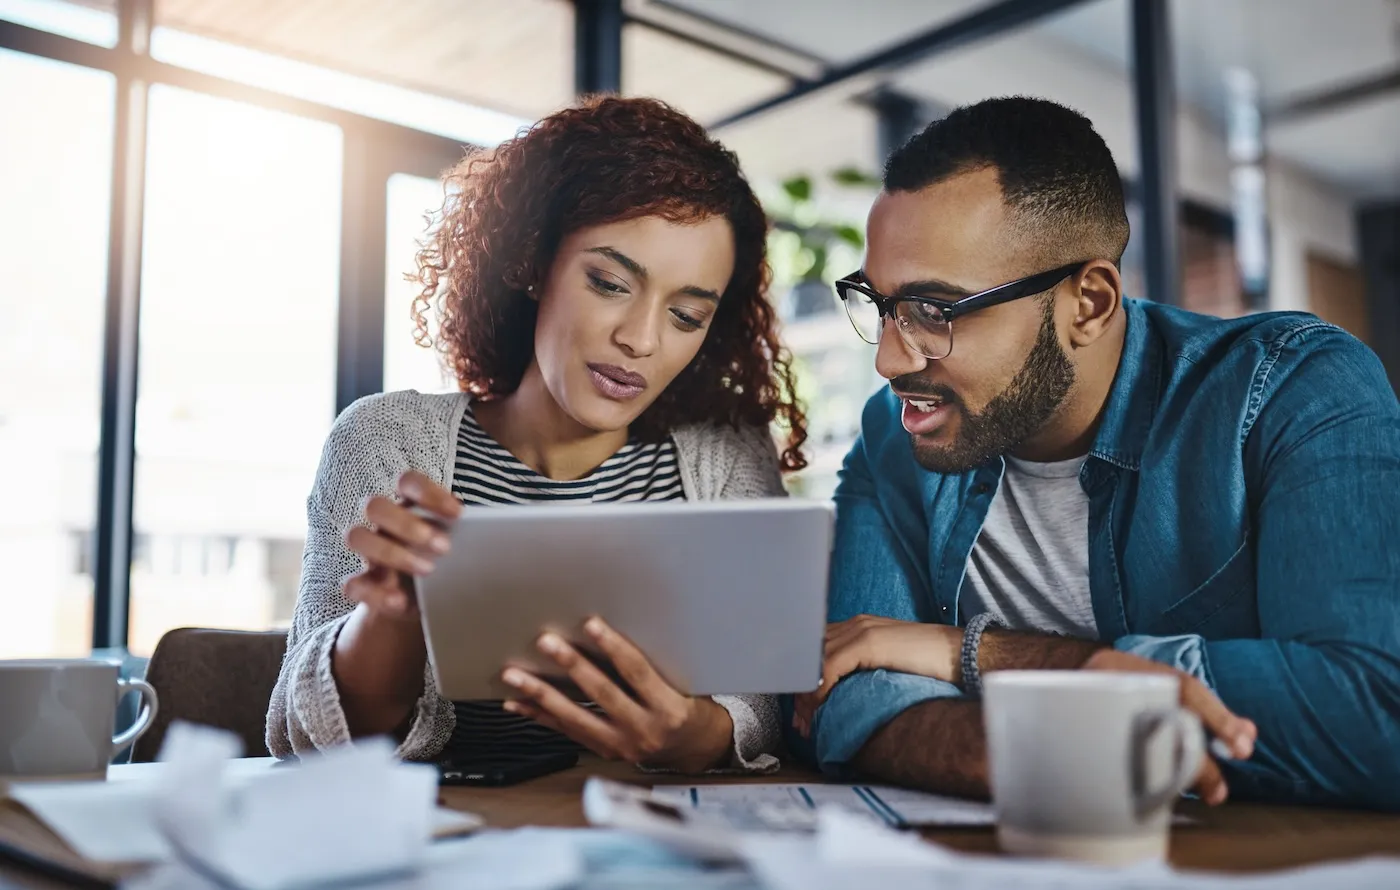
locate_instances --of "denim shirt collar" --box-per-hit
[1087,299,1162,473]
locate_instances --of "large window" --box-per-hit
[128,85,342,656]
[0,0,117,46]
[0,49,114,657]
[383,173,457,396]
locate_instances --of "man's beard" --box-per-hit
[897,299,1076,474]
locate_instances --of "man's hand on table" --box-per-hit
[793,616,1258,806]
[1082,649,1256,805]
[791,615,962,736]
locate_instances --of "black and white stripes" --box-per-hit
[450,406,685,506]
[443,403,685,763]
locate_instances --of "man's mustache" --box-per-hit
[890,376,960,406]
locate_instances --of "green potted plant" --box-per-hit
[767,167,880,320]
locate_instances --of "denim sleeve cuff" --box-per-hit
[1114,633,1215,690]
[812,669,964,774]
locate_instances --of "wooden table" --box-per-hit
[439,757,1400,874]
[5,756,1400,888]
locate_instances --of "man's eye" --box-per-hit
[905,301,944,324]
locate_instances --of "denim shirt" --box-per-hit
[792,298,1400,810]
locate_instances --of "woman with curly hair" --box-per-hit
[266,96,808,774]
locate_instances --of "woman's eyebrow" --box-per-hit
[587,246,720,302]
[679,286,721,303]
[585,246,646,281]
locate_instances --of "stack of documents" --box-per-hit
[4,723,481,890]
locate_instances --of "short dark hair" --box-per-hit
[883,96,1130,266]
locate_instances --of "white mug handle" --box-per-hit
[112,678,160,752]
[1132,708,1204,820]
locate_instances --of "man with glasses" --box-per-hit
[787,97,1400,810]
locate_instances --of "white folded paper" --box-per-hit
[7,722,474,890]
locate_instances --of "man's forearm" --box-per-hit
[971,629,1104,678]
[851,699,991,800]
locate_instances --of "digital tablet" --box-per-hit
[415,498,832,701]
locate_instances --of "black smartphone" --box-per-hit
[437,750,579,787]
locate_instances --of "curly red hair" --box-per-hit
[411,95,807,471]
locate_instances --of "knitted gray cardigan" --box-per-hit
[266,390,786,771]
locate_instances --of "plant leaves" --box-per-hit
[830,166,880,187]
[833,224,864,248]
[782,175,813,202]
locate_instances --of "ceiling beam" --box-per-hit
[1268,65,1400,124]
[708,0,1093,131]
[631,0,826,79]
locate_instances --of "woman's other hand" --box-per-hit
[501,618,735,774]
[342,470,461,621]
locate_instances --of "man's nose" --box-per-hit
[875,317,927,381]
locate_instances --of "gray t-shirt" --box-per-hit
[958,455,1098,638]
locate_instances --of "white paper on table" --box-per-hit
[4,722,482,890]
[652,782,997,828]
[654,783,1204,831]
[125,831,586,890]
[740,808,1400,890]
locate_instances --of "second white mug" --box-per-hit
[983,670,1202,865]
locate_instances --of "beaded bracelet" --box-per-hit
[959,611,1002,698]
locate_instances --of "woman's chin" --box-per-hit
[567,393,648,434]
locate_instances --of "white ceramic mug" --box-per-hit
[983,670,1203,865]
[0,659,159,782]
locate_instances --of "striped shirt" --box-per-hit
[442,404,685,763]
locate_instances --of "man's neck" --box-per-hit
[1012,312,1128,463]
[472,367,629,481]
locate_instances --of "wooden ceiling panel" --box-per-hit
[152,0,574,118]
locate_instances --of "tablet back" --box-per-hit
[416,498,832,701]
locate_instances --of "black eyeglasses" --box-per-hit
[834,261,1086,359]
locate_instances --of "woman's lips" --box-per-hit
[588,363,647,401]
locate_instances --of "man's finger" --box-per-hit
[824,618,859,642]
[792,693,818,736]
[1180,676,1256,760]
[1194,756,1229,806]
[809,644,863,708]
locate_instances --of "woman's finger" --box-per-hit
[343,567,415,616]
[503,700,613,760]
[501,668,628,758]
[581,619,678,708]
[396,470,462,521]
[535,633,651,732]
[345,525,434,576]
[364,496,450,556]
